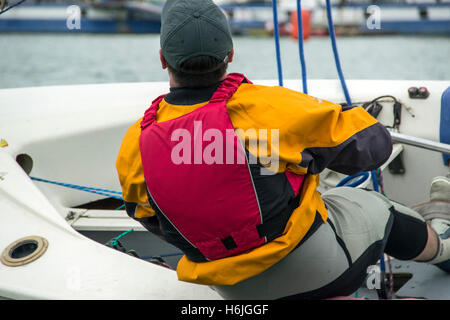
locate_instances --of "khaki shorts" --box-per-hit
[213,187,425,300]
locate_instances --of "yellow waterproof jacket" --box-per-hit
[116,79,392,285]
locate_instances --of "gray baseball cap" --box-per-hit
[160,0,233,73]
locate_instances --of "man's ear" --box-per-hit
[160,49,168,69]
[228,48,234,63]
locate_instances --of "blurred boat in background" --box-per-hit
[0,0,163,33]
[219,0,450,37]
[0,0,449,35]
[310,0,450,35]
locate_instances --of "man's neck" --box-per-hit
[168,73,228,89]
[165,82,223,105]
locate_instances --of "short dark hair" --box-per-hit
[167,55,228,88]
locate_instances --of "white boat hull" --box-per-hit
[0,79,449,299]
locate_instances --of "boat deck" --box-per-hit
[356,259,450,300]
[78,224,450,300]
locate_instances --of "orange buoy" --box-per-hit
[291,10,311,40]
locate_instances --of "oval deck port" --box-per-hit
[1,236,48,267]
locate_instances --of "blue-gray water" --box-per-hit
[0,34,449,89]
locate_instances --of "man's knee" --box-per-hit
[384,207,428,260]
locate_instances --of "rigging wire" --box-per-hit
[30,176,124,200]
[30,176,183,266]
[296,0,308,94]
[324,0,352,106]
[371,170,394,299]
[336,170,394,299]
[271,0,284,87]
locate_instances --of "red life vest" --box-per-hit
[139,73,304,262]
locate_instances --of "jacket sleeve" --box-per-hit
[229,85,393,176]
[294,100,393,175]
[116,118,157,219]
[295,101,393,175]
[299,119,392,175]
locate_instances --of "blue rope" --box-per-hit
[336,172,370,188]
[30,177,182,263]
[30,176,124,200]
[379,251,386,272]
[369,170,387,290]
[337,170,388,298]
[271,0,283,87]
[0,0,27,15]
[325,0,352,106]
[296,0,308,94]
[370,170,379,192]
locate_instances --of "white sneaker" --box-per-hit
[413,175,450,221]
[414,174,450,273]
[430,175,450,202]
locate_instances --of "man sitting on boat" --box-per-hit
[116,0,450,299]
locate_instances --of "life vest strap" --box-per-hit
[140,94,167,130]
[141,73,251,131]
[209,73,252,103]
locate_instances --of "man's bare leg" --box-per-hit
[413,224,440,262]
